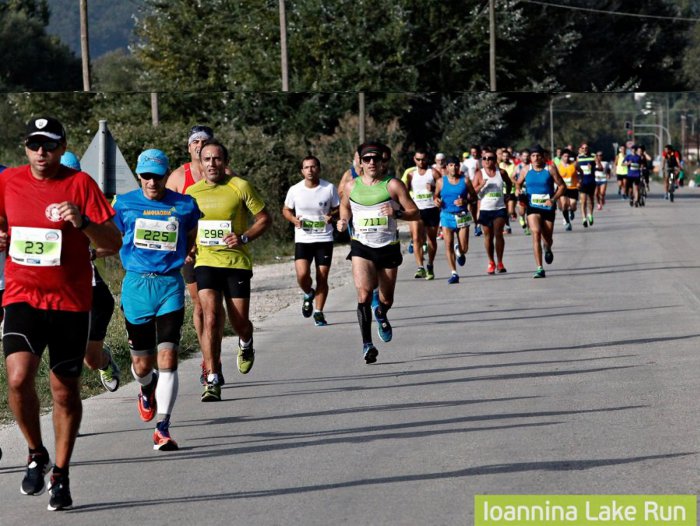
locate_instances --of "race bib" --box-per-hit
[300,216,327,234]
[197,220,232,246]
[594,170,606,182]
[134,217,178,251]
[355,212,389,233]
[529,193,552,209]
[581,165,592,174]
[455,212,472,228]
[414,192,434,207]
[9,226,62,266]
[630,163,640,171]
[485,191,502,198]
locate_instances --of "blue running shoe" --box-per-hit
[474,225,482,237]
[447,273,459,284]
[363,343,379,364]
[407,241,414,254]
[373,306,393,342]
[457,252,466,267]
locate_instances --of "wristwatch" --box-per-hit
[240,233,250,244]
[78,214,91,230]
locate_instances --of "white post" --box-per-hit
[98,120,107,193]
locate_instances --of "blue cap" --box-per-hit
[0,164,6,174]
[136,149,169,176]
[60,151,81,170]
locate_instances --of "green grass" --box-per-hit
[0,237,295,424]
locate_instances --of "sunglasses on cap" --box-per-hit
[26,140,61,152]
[482,156,496,161]
[139,173,166,180]
[361,155,382,164]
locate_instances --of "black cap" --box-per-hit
[25,116,66,142]
[445,156,460,165]
[530,144,545,154]
[357,142,386,158]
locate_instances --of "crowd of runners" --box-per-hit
[0,116,685,511]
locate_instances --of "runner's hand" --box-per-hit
[56,201,83,229]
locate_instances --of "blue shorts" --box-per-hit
[440,210,470,231]
[121,271,185,325]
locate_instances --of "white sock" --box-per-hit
[240,338,252,349]
[131,364,153,387]
[155,369,178,418]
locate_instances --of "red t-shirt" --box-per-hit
[0,165,115,312]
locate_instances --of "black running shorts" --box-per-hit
[418,207,440,227]
[294,241,334,266]
[349,240,403,270]
[195,266,253,299]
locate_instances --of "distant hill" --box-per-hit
[46,0,144,58]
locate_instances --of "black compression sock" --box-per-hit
[357,302,373,344]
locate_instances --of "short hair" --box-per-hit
[300,155,321,170]
[199,139,229,163]
[414,148,427,156]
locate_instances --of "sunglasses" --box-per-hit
[139,173,166,180]
[482,156,496,161]
[414,157,427,162]
[361,156,382,164]
[26,141,61,152]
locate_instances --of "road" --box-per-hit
[1,182,699,525]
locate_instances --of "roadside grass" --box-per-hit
[0,237,295,424]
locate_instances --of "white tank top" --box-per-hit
[410,169,436,210]
[350,200,398,248]
[479,170,506,211]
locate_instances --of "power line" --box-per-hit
[518,0,700,22]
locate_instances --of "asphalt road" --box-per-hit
[1,182,699,525]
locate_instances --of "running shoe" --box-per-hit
[533,267,546,278]
[199,360,224,386]
[363,343,379,364]
[201,382,221,402]
[582,218,588,228]
[313,311,328,327]
[425,264,434,280]
[21,452,51,495]
[437,230,443,240]
[454,242,460,254]
[137,372,158,422]
[588,214,594,226]
[519,216,526,228]
[407,240,414,253]
[46,474,72,511]
[422,243,428,253]
[373,306,393,342]
[447,273,459,284]
[544,246,554,265]
[474,225,482,237]
[504,224,512,234]
[496,262,507,273]
[237,342,255,374]
[629,199,634,207]
[414,267,426,279]
[302,288,315,318]
[457,252,466,267]
[98,345,121,392]
[597,203,602,210]
[487,261,496,275]
[562,218,568,227]
[565,223,572,231]
[153,420,179,451]
[524,227,531,236]
[570,211,575,220]
[664,193,669,200]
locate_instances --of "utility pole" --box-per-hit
[489,0,496,91]
[358,92,366,144]
[79,0,91,91]
[151,93,160,127]
[279,0,289,91]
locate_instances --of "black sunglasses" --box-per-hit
[361,156,382,164]
[26,140,61,152]
[139,173,166,180]
[482,156,496,161]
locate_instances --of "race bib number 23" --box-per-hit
[9,226,62,266]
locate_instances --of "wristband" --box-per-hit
[394,209,404,219]
[78,215,91,231]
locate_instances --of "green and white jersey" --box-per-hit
[349,176,398,248]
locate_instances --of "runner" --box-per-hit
[186,139,271,401]
[499,148,517,234]
[461,146,482,236]
[0,116,121,510]
[576,143,597,227]
[515,148,531,235]
[594,151,610,210]
[337,142,419,363]
[614,144,628,199]
[405,149,440,280]
[623,145,643,207]
[60,151,120,392]
[473,148,512,274]
[112,149,201,450]
[516,145,565,278]
[166,125,225,386]
[282,155,340,326]
[556,149,577,231]
[434,156,478,284]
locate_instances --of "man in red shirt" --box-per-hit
[0,116,121,511]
